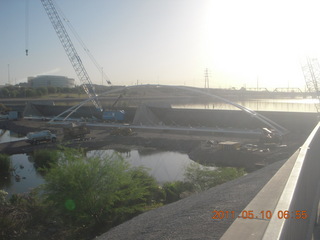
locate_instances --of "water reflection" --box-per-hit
[88,149,215,184]
[172,98,318,112]
[1,154,45,196]
[1,149,212,195]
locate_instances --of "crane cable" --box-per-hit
[25,0,29,56]
[52,0,112,85]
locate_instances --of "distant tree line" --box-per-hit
[0,85,87,98]
[0,84,116,98]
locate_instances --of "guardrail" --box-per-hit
[221,122,320,240]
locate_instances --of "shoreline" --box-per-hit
[0,119,304,172]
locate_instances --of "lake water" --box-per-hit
[0,153,45,196]
[172,98,319,112]
[0,131,43,195]
[88,149,214,184]
[0,128,204,195]
[1,150,201,195]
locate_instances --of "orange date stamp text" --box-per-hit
[211,210,308,220]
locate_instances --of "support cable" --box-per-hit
[25,0,29,56]
[53,1,112,85]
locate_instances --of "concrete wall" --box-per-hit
[21,103,319,134]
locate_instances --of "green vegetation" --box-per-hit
[0,148,246,239]
[0,190,49,239]
[33,149,59,169]
[0,85,112,99]
[42,149,162,233]
[0,148,165,239]
[161,163,246,203]
[184,163,246,192]
[162,181,194,203]
[0,154,10,174]
[0,85,83,99]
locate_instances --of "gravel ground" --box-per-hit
[96,159,286,240]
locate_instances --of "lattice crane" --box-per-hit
[301,56,320,113]
[40,0,103,111]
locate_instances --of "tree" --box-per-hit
[0,88,10,98]
[41,148,159,232]
[47,86,56,94]
[26,89,37,98]
[36,87,48,97]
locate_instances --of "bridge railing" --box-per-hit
[221,122,320,240]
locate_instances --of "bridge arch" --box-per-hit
[50,85,289,136]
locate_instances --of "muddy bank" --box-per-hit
[0,120,306,172]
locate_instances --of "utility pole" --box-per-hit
[7,64,10,85]
[101,67,103,85]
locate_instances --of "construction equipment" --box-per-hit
[301,56,320,113]
[26,130,57,145]
[40,0,103,112]
[63,122,90,139]
[259,128,282,144]
[110,127,134,136]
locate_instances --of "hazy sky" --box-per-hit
[1,0,320,89]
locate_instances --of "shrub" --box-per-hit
[184,163,245,192]
[41,148,160,236]
[162,181,194,203]
[33,149,59,169]
[0,190,8,206]
[0,192,40,239]
[0,154,10,173]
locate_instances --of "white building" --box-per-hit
[28,75,75,88]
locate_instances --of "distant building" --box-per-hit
[28,75,75,88]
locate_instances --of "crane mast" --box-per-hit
[301,56,320,113]
[40,0,103,111]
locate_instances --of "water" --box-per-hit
[0,154,45,196]
[88,149,214,184]
[172,98,318,112]
[0,130,41,196]
[0,129,26,143]
[1,147,206,195]
[0,129,204,194]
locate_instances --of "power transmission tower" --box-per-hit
[204,68,210,88]
[301,57,320,113]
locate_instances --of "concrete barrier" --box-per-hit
[221,122,320,240]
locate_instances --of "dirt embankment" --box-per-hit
[0,120,306,172]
